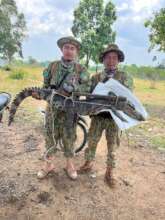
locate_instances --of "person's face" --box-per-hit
[61,43,78,61]
[103,52,119,70]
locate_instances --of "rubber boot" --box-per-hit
[104,166,116,188]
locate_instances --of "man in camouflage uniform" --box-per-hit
[79,44,133,187]
[37,36,90,180]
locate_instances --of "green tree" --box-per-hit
[28,56,38,65]
[145,8,165,52]
[72,0,116,68]
[157,59,165,69]
[0,0,26,63]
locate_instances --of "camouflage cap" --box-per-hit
[99,44,125,63]
[57,36,81,50]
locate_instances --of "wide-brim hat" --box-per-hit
[99,44,125,63]
[57,36,81,50]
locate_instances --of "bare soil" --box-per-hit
[0,106,165,220]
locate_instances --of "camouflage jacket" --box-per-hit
[42,59,90,93]
[90,69,133,93]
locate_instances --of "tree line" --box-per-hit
[0,0,165,69]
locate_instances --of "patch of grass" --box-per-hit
[0,67,44,126]
[134,78,165,106]
[0,67,43,95]
[8,69,28,80]
[151,136,165,150]
[3,65,12,71]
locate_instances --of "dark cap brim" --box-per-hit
[99,49,125,63]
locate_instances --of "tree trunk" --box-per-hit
[95,64,98,73]
[85,53,90,68]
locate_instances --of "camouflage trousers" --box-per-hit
[44,104,77,158]
[85,115,119,167]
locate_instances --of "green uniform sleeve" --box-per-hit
[42,63,52,88]
[77,66,91,93]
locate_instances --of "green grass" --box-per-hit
[0,67,45,126]
[0,67,43,94]
[134,78,165,106]
[151,136,165,150]
[9,68,28,80]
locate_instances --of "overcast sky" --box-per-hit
[15,0,165,66]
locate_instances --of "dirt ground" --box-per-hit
[0,107,165,220]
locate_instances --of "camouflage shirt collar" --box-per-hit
[61,57,76,69]
[104,68,118,77]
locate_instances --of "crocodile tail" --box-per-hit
[8,87,52,125]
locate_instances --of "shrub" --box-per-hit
[3,65,12,71]
[9,69,28,80]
